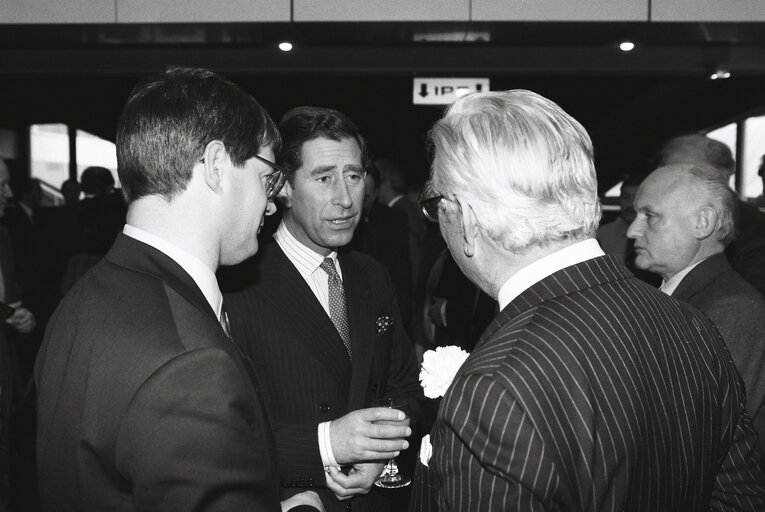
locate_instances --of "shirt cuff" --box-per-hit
[318,421,340,471]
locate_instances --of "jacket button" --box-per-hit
[319,402,330,413]
[370,384,378,394]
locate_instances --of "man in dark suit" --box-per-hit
[411,89,765,510]
[222,106,421,512]
[34,67,322,512]
[628,162,765,452]
[657,133,765,298]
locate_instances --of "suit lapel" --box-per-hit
[261,244,353,384]
[340,252,376,412]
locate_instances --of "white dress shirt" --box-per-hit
[659,260,704,296]
[498,238,606,311]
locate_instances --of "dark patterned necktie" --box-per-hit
[320,258,352,359]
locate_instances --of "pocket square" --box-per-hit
[376,315,394,336]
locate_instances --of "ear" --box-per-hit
[200,140,228,192]
[694,206,717,240]
[279,179,293,209]
[456,198,480,257]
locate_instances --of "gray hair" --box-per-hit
[657,134,735,177]
[429,89,601,254]
[686,163,738,245]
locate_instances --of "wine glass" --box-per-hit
[373,396,411,489]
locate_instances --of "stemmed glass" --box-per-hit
[373,396,411,489]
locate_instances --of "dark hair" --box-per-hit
[374,159,409,193]
[116,67,280,202]
[276,106,367,183]
[80,166,115,195]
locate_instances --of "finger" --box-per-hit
[362,407,406,423]
[325,468,360,500]
[367,423,412,440]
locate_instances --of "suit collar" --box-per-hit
[106,233,217,325]
[497,238,605,310]
[671,253,729,302]
[477,255,632,348]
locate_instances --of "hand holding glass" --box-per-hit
[373,397,411,488]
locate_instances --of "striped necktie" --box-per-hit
[320,258,352,359]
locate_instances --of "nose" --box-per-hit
[626,217,641,239]
[332,180,353,209]
[264,200,277,216]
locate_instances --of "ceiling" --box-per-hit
[1,21,765,191]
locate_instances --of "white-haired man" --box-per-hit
[411,90,765,511]
[628,163,765,452]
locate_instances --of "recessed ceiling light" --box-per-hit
[278,42,293,52]
[619,41,635,52]
[709,69,731,80]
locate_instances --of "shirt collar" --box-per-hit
[497,238,605,311]
[274,221,340,279]
[122,224,223,317]
[660,259,705,296]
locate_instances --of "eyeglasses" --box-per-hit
[418,192,444,223]
[253,154,287,199]
[199,153,287,200]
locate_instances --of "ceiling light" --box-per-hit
[278,42,293,52]
[709,69,731,80]
[619,41,635,52]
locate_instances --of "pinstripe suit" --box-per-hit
[221,240,422,511]
[412,255,765,511]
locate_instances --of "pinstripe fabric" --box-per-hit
[413,255,765,512]
[222,241,422,512]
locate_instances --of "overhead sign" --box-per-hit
[413,78,490,105]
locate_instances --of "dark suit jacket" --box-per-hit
[350,203,413,330]
[0,226,20,509]
[672,252,765,449]
[35,233,280,511]
[222,241,422,511]
[726,200,765,298]
[412,255,765,511]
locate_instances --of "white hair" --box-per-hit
[429,90,601,254]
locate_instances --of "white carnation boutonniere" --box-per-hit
[419,345,470,399]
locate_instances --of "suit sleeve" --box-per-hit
[710,384,765,511]
[432,372,558,512]
[115,348,280,512]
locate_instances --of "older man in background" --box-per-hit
[411,89,765,511]
[628,163,765,450]
[657,134,765,297]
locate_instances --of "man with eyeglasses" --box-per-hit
[410,90,765,511]
[221,106,422,512]
[35,67,322,511]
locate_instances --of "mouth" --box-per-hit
[327,216,356,227]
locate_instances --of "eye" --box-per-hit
[345,171,364,184]
[316,175,332,184]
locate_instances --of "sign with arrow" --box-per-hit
[412,78,490,105]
